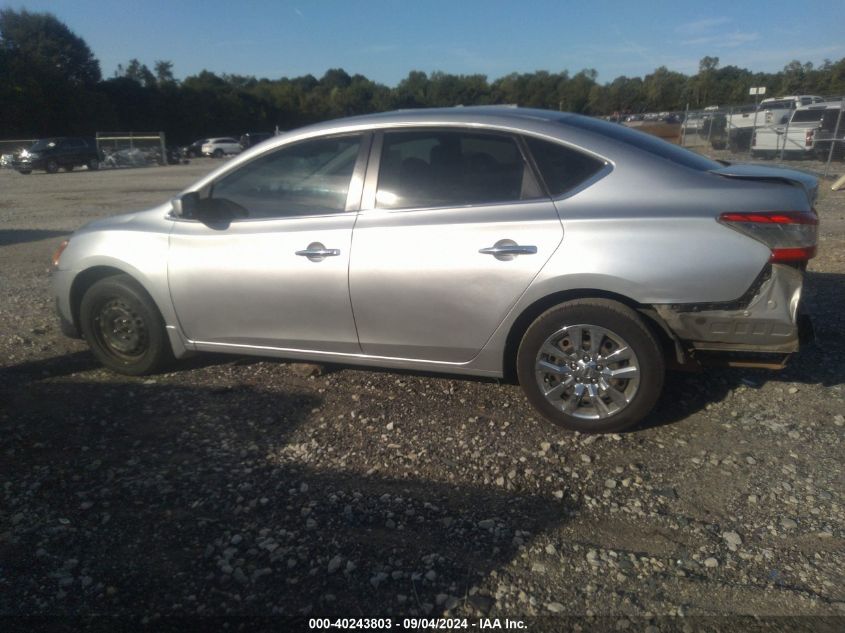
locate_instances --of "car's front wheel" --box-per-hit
[79,274,173,375]
[45,159,59,174]
[213,149,223,158]
[87,158,100,171]
[517,299,665,433]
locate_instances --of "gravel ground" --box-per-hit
[0,156,843,629]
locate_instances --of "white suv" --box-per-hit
[201,138,242,158]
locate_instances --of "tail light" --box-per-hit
[719,211,818,263]
[805,129,815,147]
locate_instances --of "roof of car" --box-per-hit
[330,106,574,125]
[290,106,583,139]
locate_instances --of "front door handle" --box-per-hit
[479,239,537,261]
[296,242,340,262]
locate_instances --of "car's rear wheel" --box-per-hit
[87,158,100,171]
[45,159,59,174]
[517,299,665,433]
[64,164,74,172]
[213,149,223,158]
[80,274,173,375]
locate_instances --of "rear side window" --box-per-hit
[822,109,843,131]
[375,130,541,209]
[524,137,605,197]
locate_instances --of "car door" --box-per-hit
[349,128,564,363]
[57,139,76,166]
[168,133,369,353]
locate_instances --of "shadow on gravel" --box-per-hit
[0,229,70,247]
[0,360,569,617]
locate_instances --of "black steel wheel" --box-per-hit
[79,274,173,375]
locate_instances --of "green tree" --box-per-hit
[154,60,175,85]
[118,58,156,87]
[0,8,102,134]
[0,8,100,85]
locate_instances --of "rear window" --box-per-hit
[761,100,795,110]
[560,116,721,172]
[790,109,825,123]
[524,136,605,197]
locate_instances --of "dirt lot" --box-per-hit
[0,156,843,629]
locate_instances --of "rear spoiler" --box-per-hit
[710,164,819,204]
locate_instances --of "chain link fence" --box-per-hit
[95,132,167,168]
[678,100,844,180]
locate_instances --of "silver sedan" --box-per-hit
[50,107,818,432]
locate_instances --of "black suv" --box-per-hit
[181,138,209,158]
[14,137,102,174]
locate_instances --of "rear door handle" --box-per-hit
[479,240,537,261]
[296,242,340,261]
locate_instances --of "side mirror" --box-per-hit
[171,191,199,218]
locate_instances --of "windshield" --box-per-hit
[562,116,721,171]
[30,139,57,151]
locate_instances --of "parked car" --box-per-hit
[202,137,242,158]
[757,95,825,127]
[14,137,102,174]
[182,139,209,158]
[50,107,818,433]
[751,103,830,158]
[240,132,274,150]
[165,146,185,165]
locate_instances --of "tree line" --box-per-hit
[3,9,845,144]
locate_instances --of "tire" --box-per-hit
[79,274,173,375]
[45,159,59,174]
[516,299,665,433]
[87,158,100,171]
[64,164,74,172]
[213,149,224,158]
[18,169,32,175]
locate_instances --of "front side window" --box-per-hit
[375,130,540,209]
[211,135,362,219]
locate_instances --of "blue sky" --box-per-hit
[8,0,845,85]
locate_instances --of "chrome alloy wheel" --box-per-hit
[95,298,149,360]
[534,324,641,420]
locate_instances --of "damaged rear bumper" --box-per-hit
[654,264,811,361]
